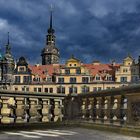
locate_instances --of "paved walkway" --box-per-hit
[0,127,139,140]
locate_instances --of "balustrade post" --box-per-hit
[54,99,63,122]
[88,98,93,121]
[36,99,42,122]
[81,98,86,119]
[96,97,101,123]
[42,99,51,122]
[100,97,105,123]
[120,95,127,125]
[110,96,114,124]
[15,97,25,123]
[93,97,97,122]
[1,97,14,124]
[29,98,38,122]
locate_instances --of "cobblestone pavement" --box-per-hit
[0,127,139,140]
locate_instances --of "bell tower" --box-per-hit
[41,7,60,65]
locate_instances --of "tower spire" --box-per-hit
[48,4,55,34]
[50,5,53,29]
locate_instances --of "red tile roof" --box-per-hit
[28,63,120,80]
[83,63,120,78]
[28,64,60,79]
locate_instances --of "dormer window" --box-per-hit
[96,76,100,81]
[18,66,25,72]
[106,76,112,81]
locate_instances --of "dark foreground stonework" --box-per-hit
[0,127,139,140]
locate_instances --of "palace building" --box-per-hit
[0,12,140,94]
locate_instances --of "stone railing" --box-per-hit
[65,85,140,126]
[0,84,140,127]
[0,90,65,124]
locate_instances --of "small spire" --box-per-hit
[7,32,9,45]
[71,54,74,58]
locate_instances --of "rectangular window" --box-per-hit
[57,87,65,94]
[15,88,18,91]
[96,76,100,81]
[19,67,25,72]
[69,87,77,94]
[82,77,89,83]
[47,77,52,82]
[98,87,102,91]
[26,87,29,92]
[44,88,48,93]
[123,69,128,73]
[70,77,76,83]
[58,78,64,83]
[65,69,70,75]
[82,86,89,93]
[38,88,42,92]
[49,88,53,93]
[106,76,112,81]
[34,88,37,92]
[93,87,97,92]
[120,77,127,82]
[22,87,25,91]
[23,76,31,83]
[76,69,81,74]
[15,76,20,83]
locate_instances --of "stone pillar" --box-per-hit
[1,97,14,124]
[42,99,51,122]
[15,97,25,123]
[54,99,63,122]
[29,98,38,122]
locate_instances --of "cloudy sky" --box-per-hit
[0,0,140,64]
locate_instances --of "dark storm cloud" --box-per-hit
[0,0,140,64]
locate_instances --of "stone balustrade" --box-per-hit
[0,90,65,124]
[0,84,140,126]
[65,85,140,126]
